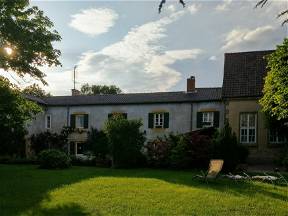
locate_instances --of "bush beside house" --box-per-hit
[38,149,71,169]
[105,116,146,168]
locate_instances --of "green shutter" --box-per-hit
[148,113,154,128]
[122,113,127,119]
[70,114,75,128]
[164,112,169,128]
[108,113,113,119]
[213,111,220,128]
[84,114,89,129]
[196,112,202,128]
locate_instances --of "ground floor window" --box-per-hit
[269,129,287,144]
[240,113,257,144]
[69,142,85,155]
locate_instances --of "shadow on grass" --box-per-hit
[0,165,287,216]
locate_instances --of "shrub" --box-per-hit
[86,128,109,159]
[38,149,71,169]
[283,154,288,171]
[145,137,170,167]
[30,127,73,154]
[105,116,146,168]
[186,129,215,168]
[212,122,249,172]
[146,129,215,169]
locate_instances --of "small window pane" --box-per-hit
[249,114,256,127]
[240,115,248,127]
[76,115,84,128]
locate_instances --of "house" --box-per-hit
[27,76,224,156]
[222,50,286,163]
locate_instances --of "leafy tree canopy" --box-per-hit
[0,0,61,84]
[80,83,122,95]
[260,38,288,121]
[22,83,51,98]
[0,76,42,155]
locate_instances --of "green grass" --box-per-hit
[0,165,287,216]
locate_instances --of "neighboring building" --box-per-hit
[222,50,286,163]
[27,77,224,156]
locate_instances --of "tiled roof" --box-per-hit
[222,50,274,98]
[24,94,47,105]
[34,88,222,106]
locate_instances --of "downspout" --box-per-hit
[66,106,70,126]
[190,103,193,131]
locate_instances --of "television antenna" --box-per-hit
[73,65,77,89]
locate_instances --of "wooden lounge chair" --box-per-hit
[193,159,224,183]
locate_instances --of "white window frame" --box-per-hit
[154,113,164,128]
[202,112,214,127]
[240,113,257,144]
[269,129,287,144]
[75,114,84,129]
[45,114,51,129]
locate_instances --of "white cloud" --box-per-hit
[188,4,201,14]
[69,8,118,37]
[221,25,282,51]
[209,56,217,61]
[215,0,232,11]
[73,8,203,93]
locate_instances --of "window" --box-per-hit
[269,129,287,144]
[70,114,88,129]
[69,142,85,155]
[240,113,256,144]
[202,112,214,127]
[45,114,51,129]
[75,115,84,128]
[154,113,164,128]
[148,112,169,129]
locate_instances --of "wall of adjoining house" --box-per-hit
[225,99,283,163]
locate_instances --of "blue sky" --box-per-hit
[2,0,287,95]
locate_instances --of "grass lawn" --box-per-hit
[0,165,287,216]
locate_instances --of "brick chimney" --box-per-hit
[71,89,81,96]
[187,76,195,92]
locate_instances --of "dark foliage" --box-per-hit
[30,127,73,154]
[0,77,41,157]
[86,128,109,159]
[38,149,71,169]
[146,128,215,169]
[212,122,249,172]
[80,83,122,95]
[145,137,171,167]
[0,0,61,84]
[105,116,146,168]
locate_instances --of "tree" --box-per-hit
[256,0,288,25]
[260,38,288,121]
[80,83,122,95]
[158,0,185,13]
[0,77,42,156]
[22,84,51,98]
[0,0,61,84]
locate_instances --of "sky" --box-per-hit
[1,0,287,95]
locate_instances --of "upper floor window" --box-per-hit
[269,129,287,144]
[45,114,51,129]
[76,115,84,129]
[148,112,169,129]
[202,112,214,127]
[154,113,164,128]
[70,114,89,129]
[197,111,220,128]
[240,113,256,144]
